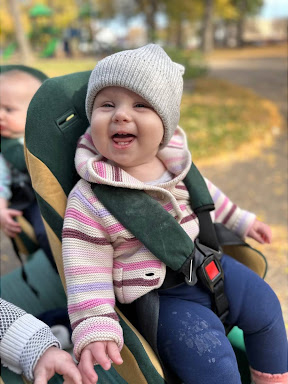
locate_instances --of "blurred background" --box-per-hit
[1,0,287,330]
[1,0,287,65]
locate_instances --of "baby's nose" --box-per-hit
[112,106,131,122]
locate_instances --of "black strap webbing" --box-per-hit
[213,280,229,322]
[196,210,220,251]
[10,238,38,296]
[184,164,220,251]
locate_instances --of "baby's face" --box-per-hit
[0,73,40,139]
[90,86,164,174]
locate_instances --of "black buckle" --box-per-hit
[182,239,229,323]
[195,239,229,322]
[197,255,224,293]
[183,239,222,287]
[194,238,224,293]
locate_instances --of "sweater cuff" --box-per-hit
[0,314,60,380]
[232,210,256,239]
[72,317,124,361]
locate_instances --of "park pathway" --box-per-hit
[201,49,288,329]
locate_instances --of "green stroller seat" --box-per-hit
[21,71,266,383]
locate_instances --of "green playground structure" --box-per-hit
[40,37,59,58]
[1,38,58,60]
[2,42,17,60]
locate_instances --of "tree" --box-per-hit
[201,0,214,53]
[162,0,237,51]
[197,0,238,52]
[162,0,201,48]
[129,0,160,42]
[234,0,263,46]
[7,0,34,63]
[115,0,162,43]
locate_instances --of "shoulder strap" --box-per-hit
[183,163,214,211]
[92,163,218,271]
[183,164,220,251]
[92,183,194,272]
[1,137,27,172]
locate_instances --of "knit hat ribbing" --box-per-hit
[85,44,184,148]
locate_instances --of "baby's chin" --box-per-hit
[1,131,24,139]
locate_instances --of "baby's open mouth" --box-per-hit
[112,133,135,146]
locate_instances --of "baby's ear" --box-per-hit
[174,62,185,76]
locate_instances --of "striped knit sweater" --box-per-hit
[62,126,256,360]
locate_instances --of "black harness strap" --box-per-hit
[10,238,38,296]
[196,210,219,251]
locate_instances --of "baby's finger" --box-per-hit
[4,227,21,238]
[262,228,272,244]
[7,209,23,217]
[7,218,22,227]
[79,350,98,384]
[7,223,21,231]
[63,371,83,384]
[91,344,111,371]
[107,342,123,365]
[34,370,49,384]
[61,363,83,384]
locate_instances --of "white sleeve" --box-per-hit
[0,299,60,381]
[0,154,12,200]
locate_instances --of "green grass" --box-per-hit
[31,57,96,77]
[180,77,281,160]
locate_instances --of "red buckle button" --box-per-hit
[205,261,220,281]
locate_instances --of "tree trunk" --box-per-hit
[236,0,247,47]
[236,17,245,47]
[9,0,34,64]
[144,0,158,42]
[175,14,184,48]
[201,0,214,53]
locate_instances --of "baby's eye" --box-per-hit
[135,103,148,108]
[101,103,113,108]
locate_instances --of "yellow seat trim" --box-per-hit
[25,148,67,218]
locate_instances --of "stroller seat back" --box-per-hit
[24,70,267,384]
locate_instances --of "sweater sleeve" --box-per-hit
[0,154,12,200]
[205,178,256,238]
[62,184,124,361]
[0,299,60,381]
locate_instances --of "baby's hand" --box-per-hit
[33,346,82,384]
[247,219,272,244]
[78,341,123,384]
[0,208,22,238]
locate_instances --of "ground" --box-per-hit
[201,44,288,330]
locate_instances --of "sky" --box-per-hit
[259,0,288,18]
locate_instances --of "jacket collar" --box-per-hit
[75,126,191,189]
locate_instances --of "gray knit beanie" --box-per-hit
[85,44,184,148]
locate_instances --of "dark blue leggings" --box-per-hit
[157,254,287,384]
